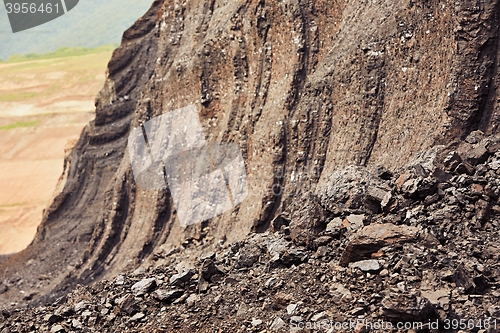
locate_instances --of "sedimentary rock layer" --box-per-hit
[1,0,500,307]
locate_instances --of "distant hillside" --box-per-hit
[0,0,153,60]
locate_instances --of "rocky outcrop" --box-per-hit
[2,0,500,312]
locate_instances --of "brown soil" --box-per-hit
[0,113,93,254]
[0,52,111,254]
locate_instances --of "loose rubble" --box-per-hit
[2,134,500,332]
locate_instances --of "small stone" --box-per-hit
[251,319,263,327]
[382,294,437,321]
[326,217,344,233]
[267,237,291,264]
[270,317,286,330]
[351,307,365,315]
[234,245,262,268]
[290,316,304,323]
[186,293,200,306]
[45,314,62,324]
[72,319,82,329]
[287,303,298,315]
[444,151,462,170]
[471,183,484,194]
[340,223,418,266]
[281,247,308,266]
[376,166,393,180]
[316,246,329,257]
[129,312,145,322]
[273,292,292,309]
[465,130,484,144]
[463,143,489,166]
[0,283,8,295]
[198,279,210,293]
[131,278,157,296]
[114,275,125,286]
[330,283,352,303]
[50,325,65,333]
[74,301,87,312]
[132,267,146,275]
[421,289,450,308]
[153,289,184,303]
[169,270,194,286]
[313,236,332,247]
[488,306,500,317]
[453,264,475,293]
[200,251,216,261]
[236,303,250,317]
[311,311,327,321]
[199,258,224,282]
[81,310,92,317]
[345,214,365,231]
[55,305,74,317]
[455,162,475,175]
[350,259,381,272]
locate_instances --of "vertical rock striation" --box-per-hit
[2,0,500,307]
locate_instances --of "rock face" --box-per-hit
[2,0,500,311]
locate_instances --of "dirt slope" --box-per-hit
[1,0,500,309]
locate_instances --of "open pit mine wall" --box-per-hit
[1,0,500,306]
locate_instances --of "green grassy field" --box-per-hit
[0,120,40,131]
[0,92,39,102]
[3,45,117,63]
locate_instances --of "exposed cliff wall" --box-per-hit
[1,0,500,307]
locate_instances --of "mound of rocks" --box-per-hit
[3,135,500,332]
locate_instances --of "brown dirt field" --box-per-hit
[0,51,112,254]
[0,113,94,254]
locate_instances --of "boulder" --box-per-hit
[458,139,490,166]
[382,293,438,322]
[281,247,308,266]
[317,166,392,214]
[340,223,419,266]
[288,193,328,246]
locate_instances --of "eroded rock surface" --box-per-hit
[2,1,500,327]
